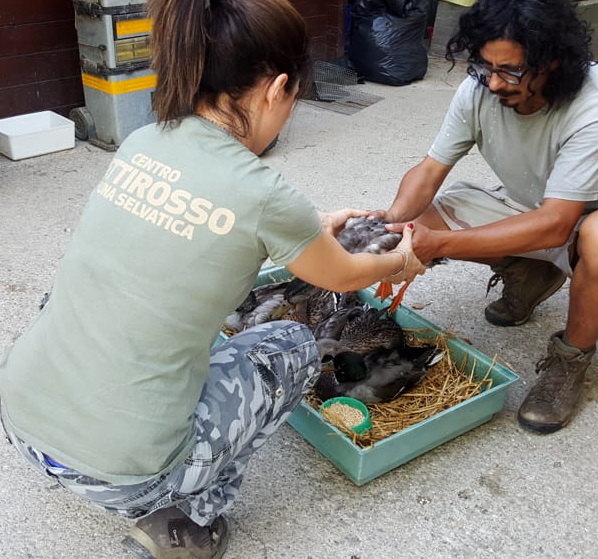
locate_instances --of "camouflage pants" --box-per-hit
[3,320,320,526]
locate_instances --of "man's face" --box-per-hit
[477,39,549,115]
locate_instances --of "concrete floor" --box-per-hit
[1,57,596,559]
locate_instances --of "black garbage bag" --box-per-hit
[348,0,429,86]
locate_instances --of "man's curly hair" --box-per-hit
[446,0,594,107]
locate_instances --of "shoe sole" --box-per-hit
[123,517,229,559]
[122,536,155,559]
[485,274,567,327]
[517,413,568,434]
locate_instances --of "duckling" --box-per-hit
[314,343,444,404]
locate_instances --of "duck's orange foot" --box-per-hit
[374,281,394,302]
[373,280,412,313]
[388,281,411,312]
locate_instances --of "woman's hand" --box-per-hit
[381,223,426,284]
[319,209,368,238]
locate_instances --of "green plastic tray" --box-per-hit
[229,266,519,486]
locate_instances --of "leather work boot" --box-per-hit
[518,331,596,434]
[485,257,567,326]
[123,507,229,559]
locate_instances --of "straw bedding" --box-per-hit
[306,329,494,448]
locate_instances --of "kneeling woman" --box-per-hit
[0,1,425,557]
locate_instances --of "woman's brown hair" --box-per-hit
[147,0,312,135]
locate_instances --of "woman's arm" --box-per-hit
[286,221,425,292]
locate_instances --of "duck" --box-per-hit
[223,281,291,332]
[337,216,403,255]
[315,305,405,353]
[336,217,446,312]
[279,277,362,331]
[312,304,364,341]
[314,342,444,404]
[336,216,406,312]
[224,276,362,333]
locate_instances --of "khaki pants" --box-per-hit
[432,181,585,276]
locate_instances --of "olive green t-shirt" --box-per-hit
[0,117,321,484]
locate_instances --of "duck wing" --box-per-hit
[360,345,444,402]
[338,306,405,353]
[312,293,364,341]
[337,217,402,254]
[314,361,410,404]
[316,338,350,361]
[223,281,290,331]
[313,306,359,341]
[314,343,444,404]
[282,278,340,330]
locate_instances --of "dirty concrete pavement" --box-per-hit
[1,58,596,559]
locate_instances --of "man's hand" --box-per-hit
[385,220,441,265]
[366,209,389,221]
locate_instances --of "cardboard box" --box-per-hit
[0,111,75,161]
[229,266,519,485]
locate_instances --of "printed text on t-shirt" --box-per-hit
[95,153,236,240]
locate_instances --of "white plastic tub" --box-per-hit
[0,111,75,160]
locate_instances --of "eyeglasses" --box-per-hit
[467,61,528,86]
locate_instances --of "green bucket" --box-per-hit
[320,396,372,435]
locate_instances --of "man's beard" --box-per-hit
[493,90,519,107]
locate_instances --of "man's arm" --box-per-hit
[409,197,586,263]
[372,156,453,223]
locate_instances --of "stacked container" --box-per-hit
[70,0,155,150]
